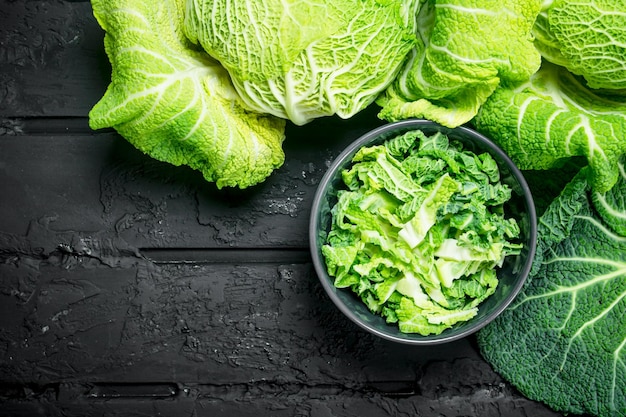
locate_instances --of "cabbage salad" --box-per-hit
[321,129,522,336]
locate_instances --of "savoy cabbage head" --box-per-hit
[533,0,626,90]
[89,0,286,189]
[89,0,421,188]
[478,163,626,417]
[473,62,626,193]
[183,0,420,126]
[376,0,542,128]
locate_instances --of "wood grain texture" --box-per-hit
[0,0,109,118]
[0,108,383,250]
[0,258,562,416]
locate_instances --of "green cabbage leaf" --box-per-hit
[478,162,626,417]
[473,62,626,193]
[183,0,419,126]
[89,0,286,189]
[376,0,542,128]
[533,0,626,90]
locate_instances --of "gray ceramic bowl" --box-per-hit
[309,119,537,345]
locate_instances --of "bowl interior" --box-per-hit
[310,119,537,345]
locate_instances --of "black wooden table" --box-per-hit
[0,1,576,416]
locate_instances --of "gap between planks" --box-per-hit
[140,247,312,264]
[0,116,106,136]
[0,380,417,401]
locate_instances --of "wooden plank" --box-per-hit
[0,108,384,251]
[0,0,109,118]
[0,382,565,417]
[0,257,572,416]
[0,259,441,384]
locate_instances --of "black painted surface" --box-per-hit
[0,1,582,416]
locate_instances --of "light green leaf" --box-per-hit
[474,62,626,193]
[533,0,626,90]
[377,0,542,127]
[89,0,286,189]
[398,173,459,248]
[184,0,419,125]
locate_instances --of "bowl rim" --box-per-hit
[309,119,538,345]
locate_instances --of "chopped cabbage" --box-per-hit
[322,129,522,335]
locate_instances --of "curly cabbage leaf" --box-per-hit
[478,162,626,417]
[376,0,542,128]
[183,0,419,126]
[89,0,286,189]
[533,0,626,90]
[473,62,626,193]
